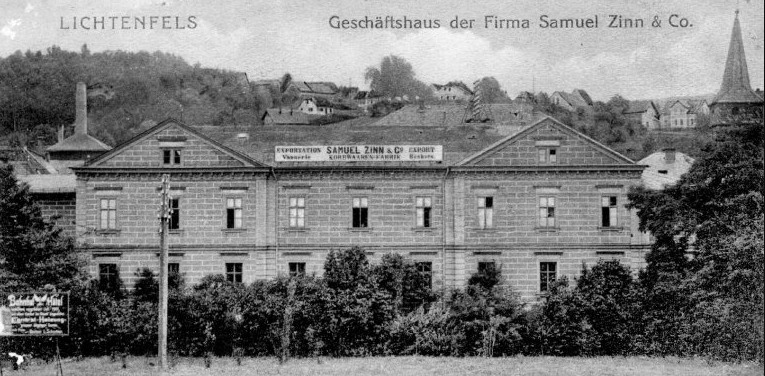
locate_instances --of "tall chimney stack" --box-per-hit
[58,124,65,143]
[75,82,87,135]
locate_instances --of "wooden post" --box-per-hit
[158,174,170,369]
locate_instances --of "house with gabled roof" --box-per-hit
[433,82,472,101]
[623,100,661,129]
[287,81,338,99]
[66,112,648,299]
[550,89,593,112]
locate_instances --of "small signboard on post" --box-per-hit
[0,292,69,337]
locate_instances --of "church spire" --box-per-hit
[712,10,762,105]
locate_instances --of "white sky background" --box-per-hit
[1,0,763,101]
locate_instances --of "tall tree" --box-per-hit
[0,165,85,290]
[627,122,764,361]
[477,77,509,103]
[364,55,432,100]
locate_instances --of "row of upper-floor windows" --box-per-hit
[97,194,622,232]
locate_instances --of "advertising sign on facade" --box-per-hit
[275,145,443,162]
[0,292,69,336]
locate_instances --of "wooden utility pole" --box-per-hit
[158,174,170,369]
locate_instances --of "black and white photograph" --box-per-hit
[0,0,762,374]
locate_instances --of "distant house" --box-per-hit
[296,97,334,115]
[287,81,338,99]
[623,100,661,129]
[353,90,383,111]
[550,89,593,112]
[515,91,536,103]
[261,108,321,125]
[661,100,708,129]
[433,83,472,101]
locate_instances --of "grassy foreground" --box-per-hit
[19,356,763,376]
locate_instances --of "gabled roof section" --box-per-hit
[46,132,112,152]
[83,118,266,168]
[456,116,636,166]
[712,11,763,105]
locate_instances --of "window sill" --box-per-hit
[168,229,184,235]
[284,227,310,232]
[347,227,373,232]
[95,229,121,236]
[412,227,437,232]
[535,227,560,232]
[221,228,248,233]
[598,226,624,232]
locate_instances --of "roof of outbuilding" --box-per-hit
[262,109,323,125]
[46,132,112,152]
[638,150,695,190]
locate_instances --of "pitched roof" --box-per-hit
[573,89,593,106]
[372,103,537,128]
[46,132,112,152]
[262,109,323,125]
[198,121,512,167]
[638,150,695,190]
[82,118,266,168]
[623,100,657,114]
[16,173,77,193]
[456,116,636,166]
[290,81,338,95]
[712,12,764,105]
[433,82,473,95]
[553,89,594,108]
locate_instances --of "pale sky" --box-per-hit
[1,0,763,101]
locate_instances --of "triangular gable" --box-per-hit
[457,116,636,166]
[85,118,265,168]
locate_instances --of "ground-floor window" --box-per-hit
[415,261,433,288]
[226,263,243,283]
[540,261,557,293]
[289,262,306,277]
[99,263,119,291]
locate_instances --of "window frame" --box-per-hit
[288,262,306,277]
[352,197,368,228]
[225,262,243,284]
[169,197,180,230]
[162,148,182,166]
[225,197,243,229]
[289,196,306,228]
[538,196,556,228]
[538,147,558,163]
[539,261,557,293]
[601,196,618,228]
[168,262,180,274]
[415,261,433,289]
[477,196,494,229]
[415,196,432,228]
[98,263,119,291]
[99,197,117,230]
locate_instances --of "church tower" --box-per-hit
[709,10,764,125]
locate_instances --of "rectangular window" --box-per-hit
[601,196,618,227]
[416,196,432,228]
[478,261,495,275]
[288,262,306,277]
[416,261,433,288]
[538,148,557,163]
[226,198,243,229]
[352,197,368,228]
[289,197,305,228]
[99,198,117,229]
[225,263,242,283]
[162,149,181,165]
[168,262,180,274]
[98,263,119,291]
[477,197,493,229]
[169,198,180,230]
[540,262,557,292]
[538,197,556,228]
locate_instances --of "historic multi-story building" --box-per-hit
[71,115,648,300]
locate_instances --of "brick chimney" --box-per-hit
[58,124,65,143]
[663,148,676,163]
[75,82,88,135]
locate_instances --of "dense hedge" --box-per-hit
[6,249,761,363]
